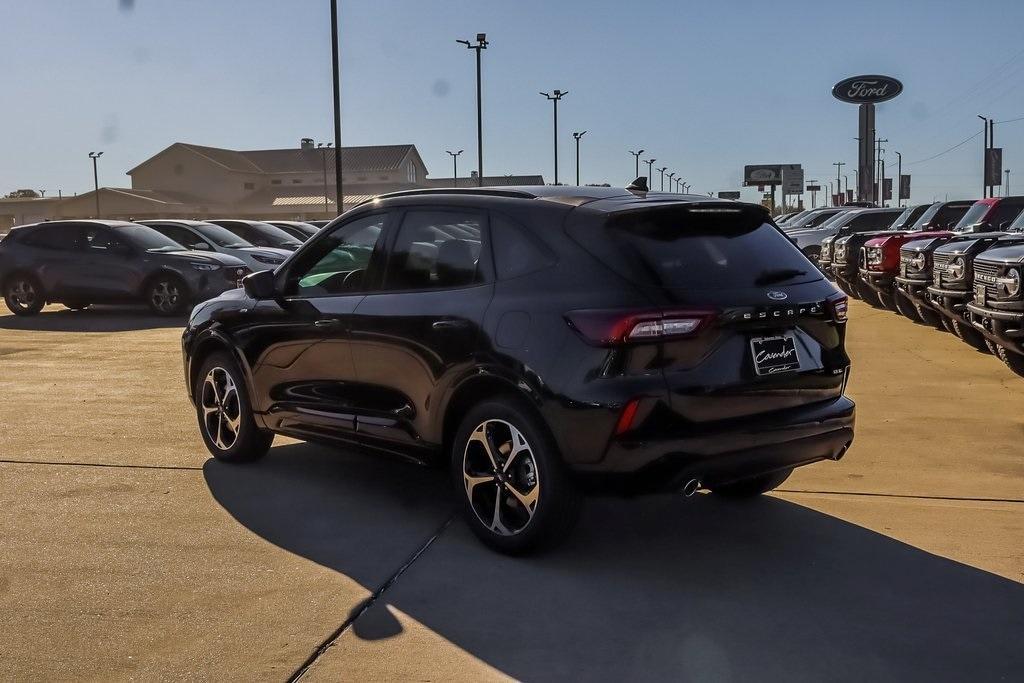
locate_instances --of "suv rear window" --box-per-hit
[570,206,820,290]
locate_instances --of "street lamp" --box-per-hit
[540,90,568,184]
[572,131,586,186]
[667,171,676,192]
[643,158,656,186]
[833,161,845,205]
[446,149,464,187]
[978,114,990,198]
[895,151,902,206]
[88,151,103,218]
[330,0,343,213]
[628,149,644,179]
[656,166,667,191]
[317,142,333,216]
[457,33,488,186]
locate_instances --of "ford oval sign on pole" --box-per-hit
[831,75,904,104]
[833,74,903,206]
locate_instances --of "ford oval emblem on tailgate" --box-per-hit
[766,290,788,301]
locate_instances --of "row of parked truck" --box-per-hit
[779,196,1024,375]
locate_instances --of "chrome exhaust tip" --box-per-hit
[681,479,701,497]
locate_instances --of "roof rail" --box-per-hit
[361,187,539,205]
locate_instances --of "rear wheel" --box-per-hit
[996,345,1024,377]
[146,274,189,316]
[3,274,45,316]
[196,352,272,462]
[951,318,991,353]
[452,399,581,555]
[711,468,793,498]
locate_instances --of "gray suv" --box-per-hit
[0,220,249,316]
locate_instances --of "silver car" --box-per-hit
[140,220,292,272]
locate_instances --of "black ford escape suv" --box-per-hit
[0,220,249,316]
[182,185,855,553]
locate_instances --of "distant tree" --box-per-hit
[4,189,41,199]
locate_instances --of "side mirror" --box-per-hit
[194,242,212,251]
[242,269,276,299]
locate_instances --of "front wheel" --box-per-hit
[147,275,189,316]
[996,345,1024,378]
[893,291,921,321]
[4,274,45,316]
[452,399,581,555]
[710,468,793,498]
[952,318,991,353]
[196,353,272,462]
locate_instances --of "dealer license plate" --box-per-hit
[975,283,986,305]
[750,334,801,376]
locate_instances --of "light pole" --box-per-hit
[629,149,644,179]
[833,161,845,205]
[457,33,488,186]
[1006,169,1011,197]
[88,151,103,217]
[644,158,656,186]
[853,169,859,200]
[843,174,849,201]
[317,142,332,216]
[895,151,903,206]
[446,149,463,187]
[330,0,343,213]
[540,90,568,185]
[572,131,586,186]
[667,172,676,192]
[656,167,667,191]
[876,138,888,205]
[682,182,690,193]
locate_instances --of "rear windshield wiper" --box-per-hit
[755,268,807,286]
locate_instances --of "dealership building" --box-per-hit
[0,140,543,229]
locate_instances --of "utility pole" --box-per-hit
[833,161,845,205]
[644,158,656,186]
[853,169,859,201]
[539,90,567,184]
[572,131,586,186]
[458,33,488,186]
[978,115,989,198]
[88,151,103,218]
[656,166,667,191]
[317,142,332,215]
[895,151,902,206]
[330,0,344,212]
[1006,169,1011,197]
[629,149,644,179]
[876,138,888,206]
[446,149,463,187]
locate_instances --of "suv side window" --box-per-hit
[83,227,129,253]
[491,213,556,279]
[287,213,387,296]
[20,225,78,250]
[154,224,201,250]
[383,210,486,291]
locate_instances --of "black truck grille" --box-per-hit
[973,260,1001,298]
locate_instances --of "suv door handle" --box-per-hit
[432,319,471,330]
[314,319,342,329]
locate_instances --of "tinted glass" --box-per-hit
[20,225,77,250]
[1008,209,1024,232]
[952,203,990,232]
[109,224,184,251]
[150,224,199,249]
[908,203,942,230]
[572,206,819,290]
[804,210,843,228]
[927,203,972,231]
[84,227,130,252]
[492,214,555,279]
[191,223,253,248]
[292,214,386,296]
[216,221,300,249]
[983,203,1024,231]
[384,210,484,291]
[849,211,902,230]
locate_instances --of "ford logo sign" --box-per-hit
[832,75,903,104]
[766,290,788,301]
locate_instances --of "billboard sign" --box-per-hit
[832,75,903,104]
[781,164,804,195]
[806,184,821,192]
[717,191,741,200]
[899,174,911,200]
[986,148,1003,186]
[744,165,782,186]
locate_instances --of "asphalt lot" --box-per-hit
[1,300,1022,681]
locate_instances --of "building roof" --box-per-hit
[425,175,546,188]
[128,142,422,176]
[239,182,421,208]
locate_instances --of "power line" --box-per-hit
[907,131,982,165]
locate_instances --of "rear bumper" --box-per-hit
[574,396,855,494]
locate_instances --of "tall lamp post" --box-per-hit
[539,90,568,185]
[833,161,845,205]
[667,171,676,192]
[88,151,103,218]
[457,33,488,186]
[446,149,463,187]
[644,158,656,185]
[895,151,903,206]
[656,167,667,191]
[317,142,332,216]
[329,0,343,213]
[629,149,644,179]
[1006,169,1011,197]
[572,131,586,185]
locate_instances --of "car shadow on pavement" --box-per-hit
[205,442,1024,682]
[0,306,184,332]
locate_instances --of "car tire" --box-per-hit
[985,339,1000,355]
[893,290,920,321]
[995,345,1024,377]
[938,315,956,333]
[913,302,944,329]
[835,278,857,298]
[3,273,45,316]
[451,398,581,555]
[195,352,273,463]
[951,318,991,353]
[857,280,883,307]
[146,274,189,316]
[710,468,793,498]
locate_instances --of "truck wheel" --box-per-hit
[893,291,920,321]
[835,278,857,298]
[914,303,944,329]
[996,345,1024,378]
[711,468,792,498]
[939,316,955,333]
[951,319,990,353]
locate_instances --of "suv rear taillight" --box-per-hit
[826,293,848,323]
[565,308,716,346]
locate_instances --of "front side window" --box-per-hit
[151,224,200,249]
[289,214,387,296]
[83,227,129,253]
[383,210,484,291]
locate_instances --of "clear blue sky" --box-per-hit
[5,0,1024,204]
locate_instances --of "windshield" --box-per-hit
[193,222,254,248]
[1008,210,1024,232]
[569,207,819,290]
[116,224,190,251]
[787,209,836,229]
[951,202,990,232]
[888,206,915,230]
[907,203,942,231]
[219,221,302,249]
